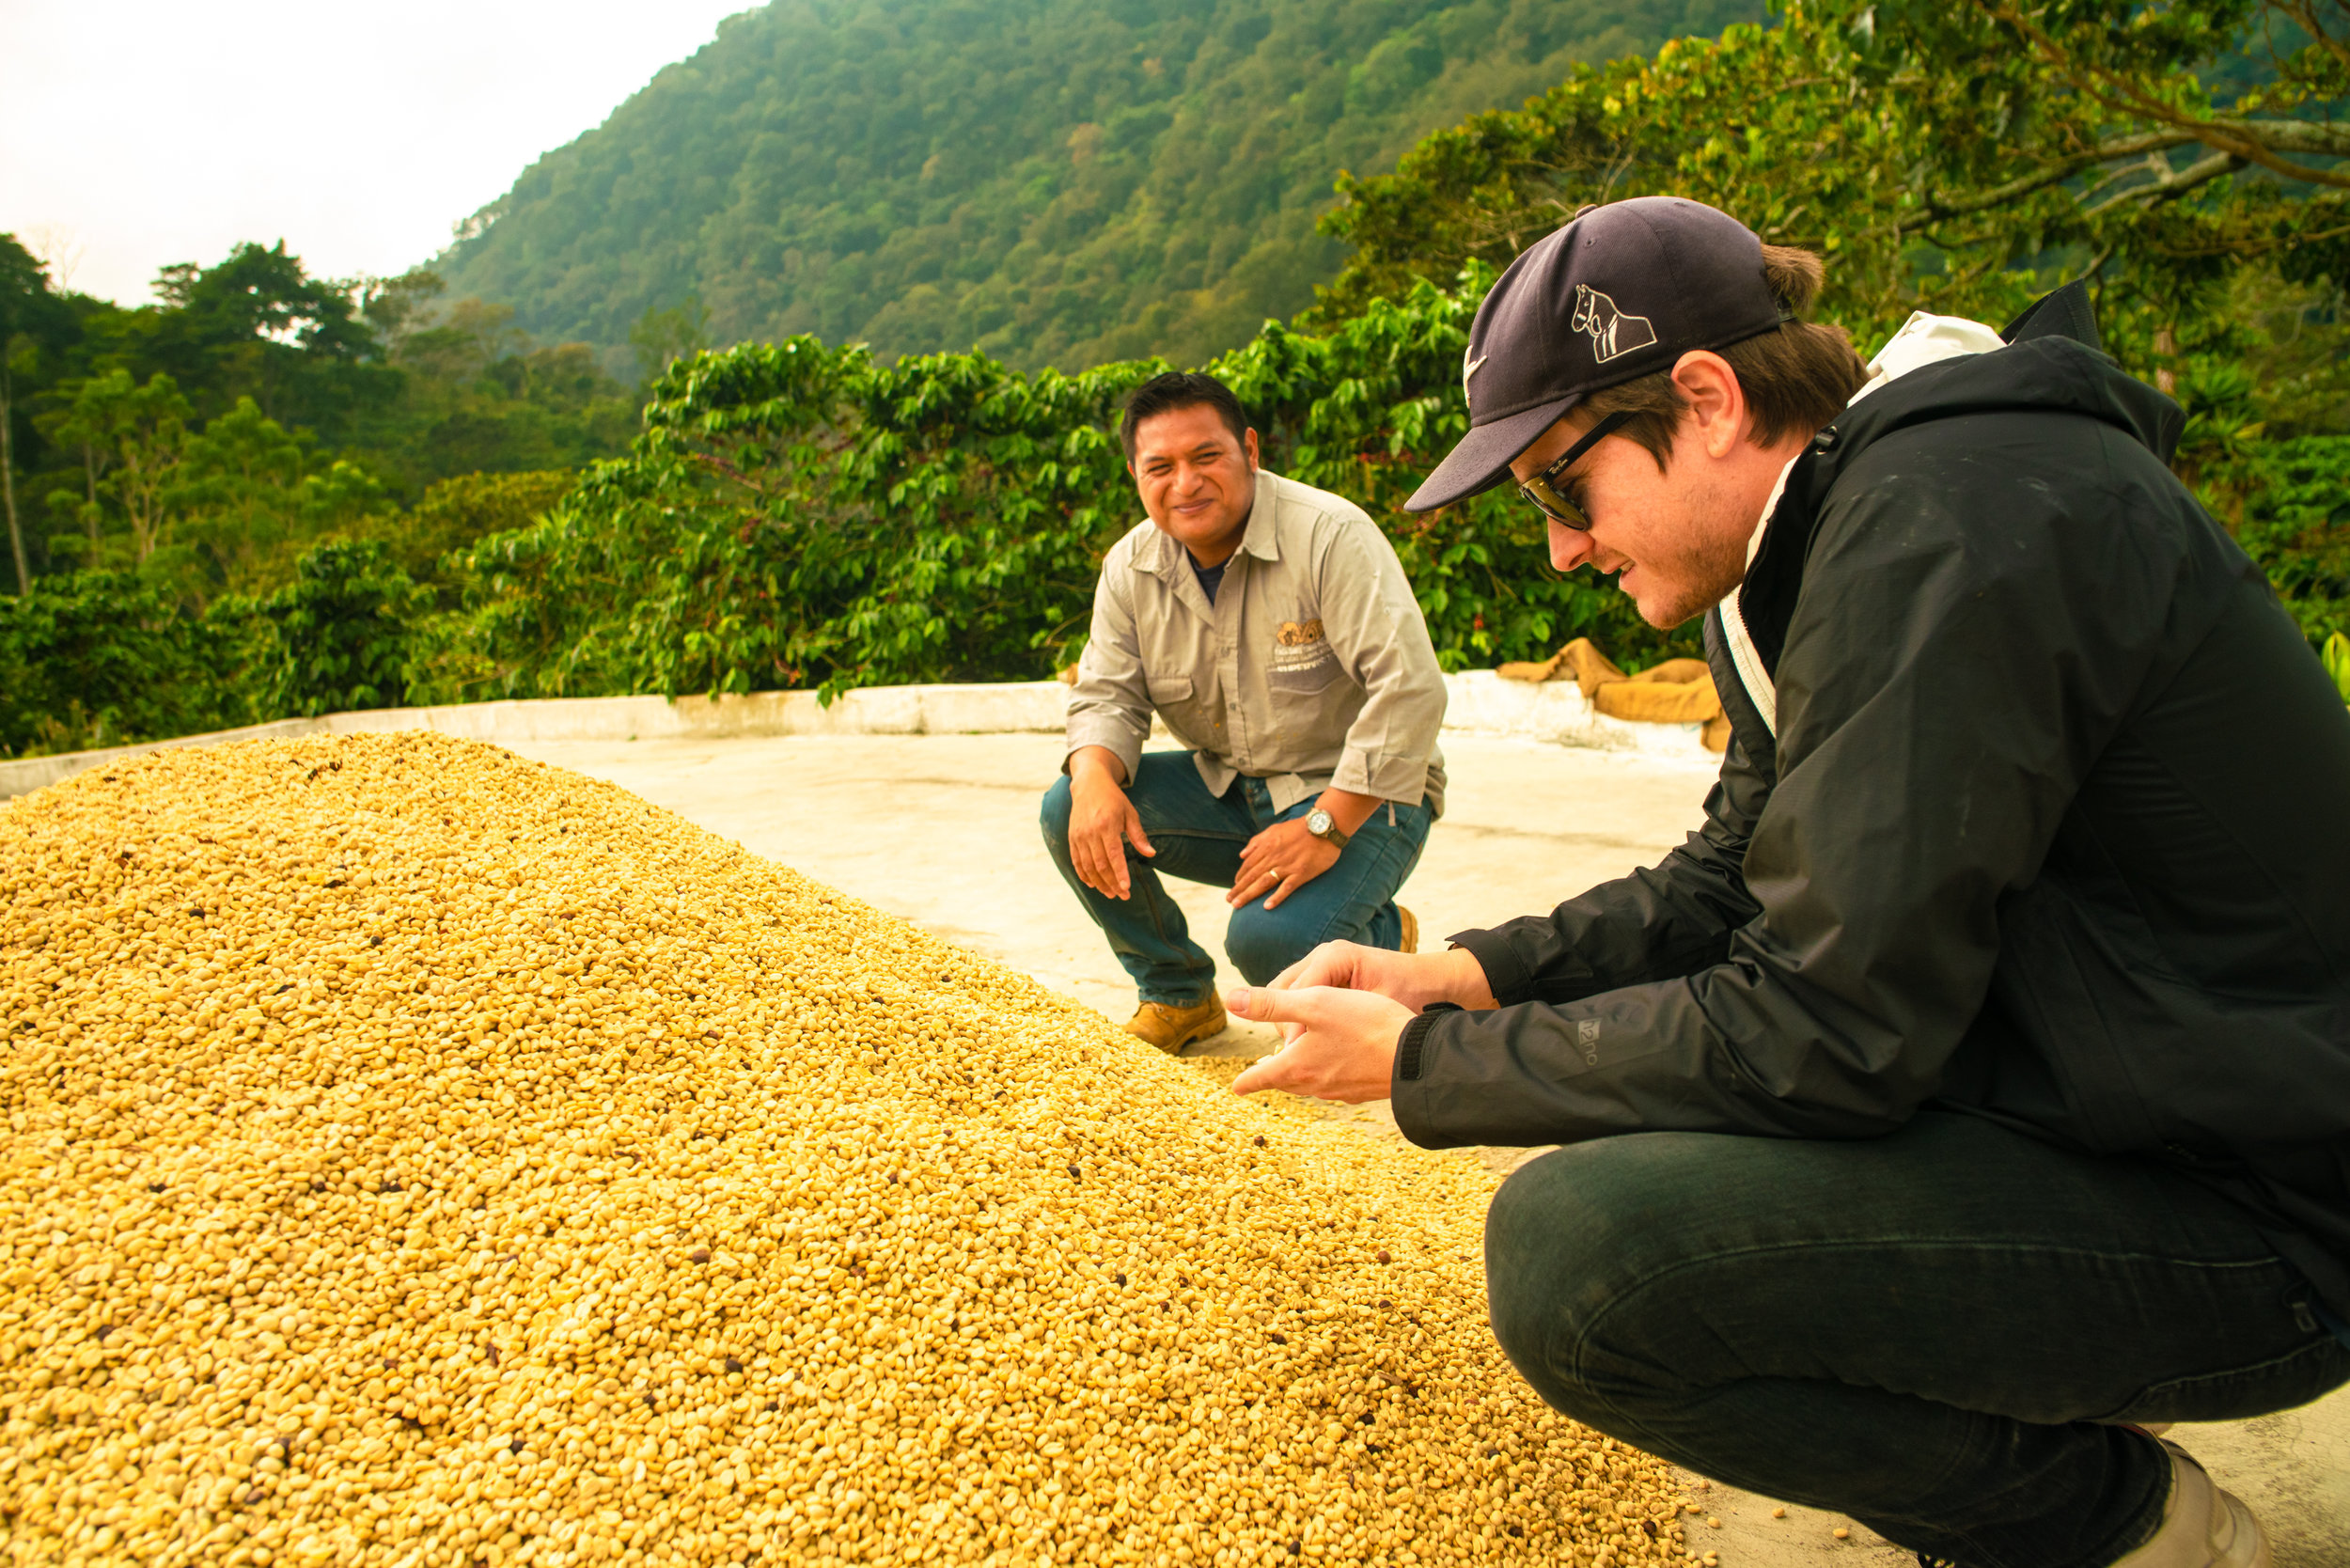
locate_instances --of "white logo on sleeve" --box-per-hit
[1572,285,1658,364]
[1576,1017,1601,1063]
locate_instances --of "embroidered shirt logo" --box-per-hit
[1571,285,1658,364]
[1576,1017,1601,1063]
[1270,618,1333,682]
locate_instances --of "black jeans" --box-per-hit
[1483,1112,2350,1568]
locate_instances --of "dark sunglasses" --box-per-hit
[1518,410,1634,529]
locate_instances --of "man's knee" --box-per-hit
[1485,1140,1709,1414]
[1039,776,1073,857]
[1485,1152,1599,1392]
[1222,902,1318,986]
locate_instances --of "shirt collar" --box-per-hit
[1238,470,1279,562]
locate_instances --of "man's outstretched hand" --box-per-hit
[1225,985,1414,1103]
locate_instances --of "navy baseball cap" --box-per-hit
[1404,196,1789,512]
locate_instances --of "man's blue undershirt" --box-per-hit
[1191,554,1227,604]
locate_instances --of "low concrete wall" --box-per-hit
[1441,669,1718,760]
[0,674,1715,801]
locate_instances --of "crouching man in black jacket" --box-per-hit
[1228,196,2350,1568]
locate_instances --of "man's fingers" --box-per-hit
[1076,829,1130,899]
[1270,943,1358,995]
[1227,985,1316,1027]
[1124,808,1154,859]
[1228,1050,1292,1096]
[1228,867,1279,908]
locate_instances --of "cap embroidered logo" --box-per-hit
[1404,197,1787,512]
[1572,285,1656,364]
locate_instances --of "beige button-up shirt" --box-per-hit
[1065,469,1449,816]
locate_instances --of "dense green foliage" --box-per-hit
[0,239,627,756]
[0,238,632,606]
[1308,0,2350,635]
[435,0,1760,373]
[9,0,2349,759]
[410,270,1664,707]
[0,573,263,757]
[0,542,433,754]
[258,541,421,717]
[1315,1,2350,359]
[2222,433,2350,642]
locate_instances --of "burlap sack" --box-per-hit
[1498,638,1729,751]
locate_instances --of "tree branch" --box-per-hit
[1975,2,2350,192]
[1919,129,2201,222]
[685,449,773,496]
[2079,149,2248,221]
[2235,118,2350,160]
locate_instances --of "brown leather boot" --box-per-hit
[1124,994,1227,1055]
[1398,905,1419,954]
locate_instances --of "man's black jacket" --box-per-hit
[1394,299,2350,1315]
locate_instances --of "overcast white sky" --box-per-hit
[1,0,754,306]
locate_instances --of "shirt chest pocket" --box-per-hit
[1268,618,1342,695]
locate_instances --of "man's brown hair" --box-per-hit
[1582,245,1868,468]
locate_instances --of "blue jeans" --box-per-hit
[1040,751,1433,1006]
[1484,1110,2350,1568]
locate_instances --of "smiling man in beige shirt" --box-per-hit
[1041,371,1448,1052]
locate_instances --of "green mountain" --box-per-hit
[433,0,1759,373]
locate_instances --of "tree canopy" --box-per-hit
[1315,0,2350,360]
[0,243,638,604]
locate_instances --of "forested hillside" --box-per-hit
[8,0,2346,761]
[434,0,1760,373]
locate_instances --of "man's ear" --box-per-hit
[1668,352,1747,460]
[1244,428,1261,469]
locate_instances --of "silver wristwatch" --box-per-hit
[1305,808,1351,850]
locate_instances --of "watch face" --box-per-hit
[1308,809,1333,835]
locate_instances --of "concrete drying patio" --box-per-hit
[476,728,2345,1568]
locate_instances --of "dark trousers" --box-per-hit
[1483,1111,2350,1568]
[1040,751,1432,1006]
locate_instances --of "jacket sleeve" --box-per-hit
[1062,549,1152,782]
[1318,519,1449,805]
[1449,738,1767,1006]
[1393,434,2161,1149]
